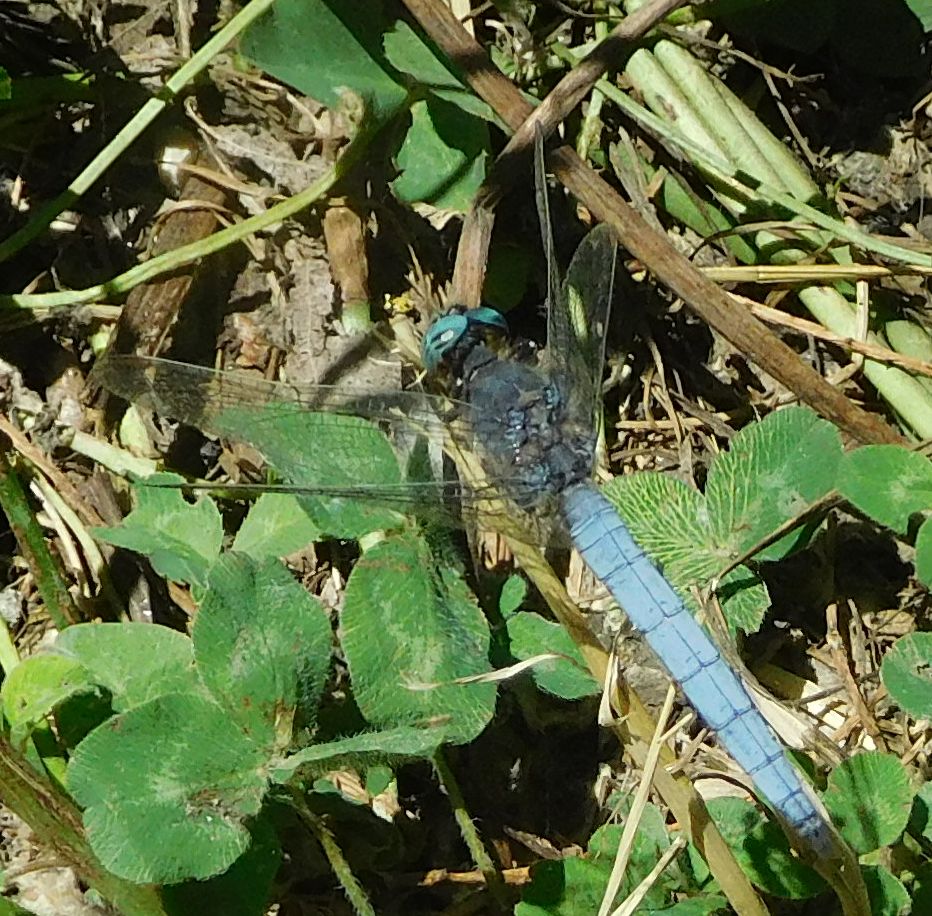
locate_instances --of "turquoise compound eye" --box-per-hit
[422,314,469,371]
[421,307,509,371]
[469,307,510,333]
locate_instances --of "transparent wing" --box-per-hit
[535,125,561,344]
[535,129,617,431]
[559,224,617,429]
[93,354,471,440]
[92,354,551,541]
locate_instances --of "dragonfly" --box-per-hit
[94,145,835,862]
[419,151,835,861]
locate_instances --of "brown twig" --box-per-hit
[452,0,685,307]
[739,296,932,378]
[102,144,231,359]
[825,602,888,753]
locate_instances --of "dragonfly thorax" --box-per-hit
[460,345,595,508]
[424,306,595,507]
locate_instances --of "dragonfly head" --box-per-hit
[421,306,509,372]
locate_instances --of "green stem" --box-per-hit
[432,748,508,906]
[576,1,610,162]
[593,70,932,269]
[0,0,278,264]
[0,448,77,630]
[292,793,375,916]
[2,115,385,311]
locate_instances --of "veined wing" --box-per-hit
[93,354,551,541]
[93,354,473,440]
[534,130,617,434]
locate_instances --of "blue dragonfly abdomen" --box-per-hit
[561,481,834,857]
